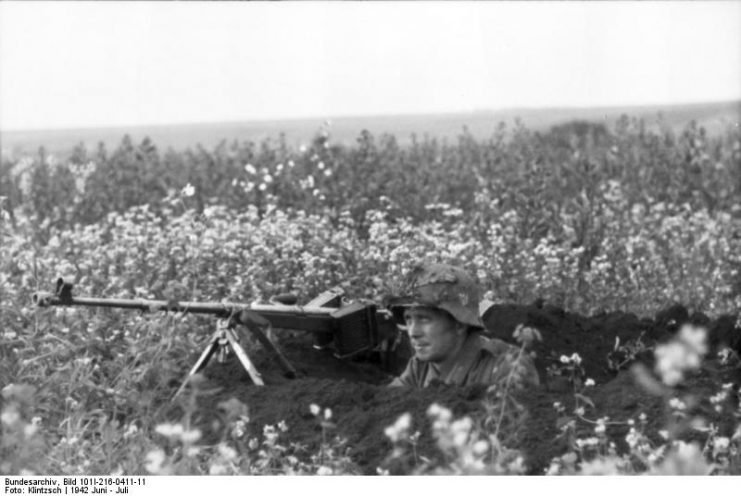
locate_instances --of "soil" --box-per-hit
[190,303,741,475]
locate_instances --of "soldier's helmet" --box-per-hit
[385,263,484,330]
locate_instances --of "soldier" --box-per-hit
[386,263,540,389]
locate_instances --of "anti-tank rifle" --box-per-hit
[32,278,407,397]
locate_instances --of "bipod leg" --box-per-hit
[173,330,221,400]
[223,325,265,386]
[241,322,298,379]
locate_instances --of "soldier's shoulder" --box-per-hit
[478,335,519,356]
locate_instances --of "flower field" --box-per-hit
[1,116,741,475]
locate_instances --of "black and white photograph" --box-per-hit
[1,0,740,488]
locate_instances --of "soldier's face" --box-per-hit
[403,306,466,363]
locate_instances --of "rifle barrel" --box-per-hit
[31,291,340,333]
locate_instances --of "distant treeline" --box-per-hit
[1,117,739,240]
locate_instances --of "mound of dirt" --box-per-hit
[189,303,741,474]
[482,302,739,384]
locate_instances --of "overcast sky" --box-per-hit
[1,1,739,131]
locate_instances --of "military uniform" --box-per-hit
[386,263,540,389]
[389,331,539,388]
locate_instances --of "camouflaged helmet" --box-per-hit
[385,263,484,330]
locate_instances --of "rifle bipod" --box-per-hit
[173,318,298,399]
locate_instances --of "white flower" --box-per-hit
[231,419,247,438]
[123,423,139,439]
[472,440,489,456]
[678,324,708,356]
[427,403,452,422]
[24,424,39,437]
[258,183,267,192]
[245,164,257,175]
[570,353,582,366]
[181,183,195,197]
[324,169,332,177]
[709,392,725,405]
[395,413,412,431]
[714,437,730,451]
[579,437,599,448]
[263,174,273,183]
[155,422,184,439]
[655,341,694,386]
[427,403,442,416]
[626,429,639,448]
[453,430,469,447]
[316,466,333,475]
[145,449,166,474]
[450,418,473,446]
[317,161,325,170]
[1,410,20,426]
[309,404,321,416]
[559,355,570,364]
[217,443,237,461]
[594,419,606,435]
[324,408,332,421]
[675,441,702,461]
[180,429,201,444]
[385,413,413,443]
[585,378,595,387]
[75,357,92,366]
[384,425,400,442]
[546,462,561,475]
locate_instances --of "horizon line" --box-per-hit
[2,98,739,135]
